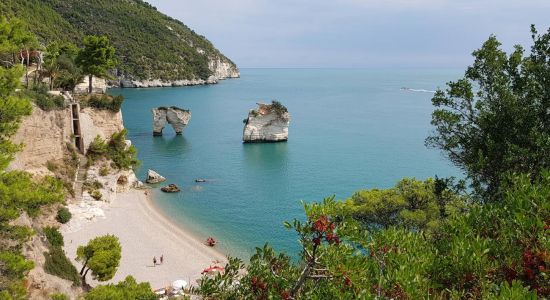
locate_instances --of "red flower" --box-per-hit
[312,215,329,233]
[281,290,291,300]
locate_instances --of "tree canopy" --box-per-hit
[426,26,550,200]
[85,276,156,300]
[76,35,116,93]
[76,235,122,283]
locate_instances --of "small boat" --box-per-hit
[195,178,207,183]
[205,237,217,247]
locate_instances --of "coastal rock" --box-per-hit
[146,169,166,184]
[160,184,181,193]
[112,57,239,89]
[243,101,291,143]
[152,106,191,136]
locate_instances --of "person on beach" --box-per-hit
[160,255,164,264]
[153,256,157,266]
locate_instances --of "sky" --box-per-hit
[146,0,550,69]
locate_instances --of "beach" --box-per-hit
[62,189,226,289]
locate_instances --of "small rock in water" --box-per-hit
[146,169,166,184]
[161,184,181,193]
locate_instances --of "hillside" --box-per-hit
[0,0,239,83]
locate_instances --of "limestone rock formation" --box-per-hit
[161,184,181,193]
[146,169,166,184]
[243,101,291,143]
[152,106,191,136]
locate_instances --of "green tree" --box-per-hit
[342,177,466,231]
[194,171,550,299]
[426,26,550,200]
[85,276,157,300]
[76,35,116,94]
[76,235,121,284]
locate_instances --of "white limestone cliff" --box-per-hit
[152,106,191,136]
[243,102,291,143]
[114,56,239,88]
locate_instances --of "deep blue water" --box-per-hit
[110,68,463,258]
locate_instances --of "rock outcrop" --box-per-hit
[112,57,240,88]
[243,102,291,143]
[161,184,181,193]
[152,106,191,136]
[146,169,166,184]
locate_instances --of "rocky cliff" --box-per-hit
[243,102,291,143]
[152,106,191,136]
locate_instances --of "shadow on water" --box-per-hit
[151,135,190,153]
[242,142,289,170]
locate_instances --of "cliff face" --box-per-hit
[118,60,240,88]
[243,103,291,143]
[8,105,124,175]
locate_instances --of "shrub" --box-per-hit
[90,190,102,200]
[50,293,69,300]
[56,207,72,224]
[87,135,108,158]
[46,160,58,172]
[43,227,64,247]
[99,166,109,176]
[87,94,124,112]
[44,247,81,285]
[83,180,103,191]
[18,85,65,111]
[87,130,139,170]
[270,100,288,117]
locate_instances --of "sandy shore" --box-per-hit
[62,189,226,289]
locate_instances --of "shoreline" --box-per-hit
[62,188,226,289]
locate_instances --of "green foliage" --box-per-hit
[0,251,34,299]
[0,17,37,65]
[44,246,81,286]
[270,100,288,117]
[99,166,109,176]
[85,94,124,112]
[43,226,63,247]
[85,276,157,300]
[49,293,69,300]
[17,84,65,111]
[194,171,550,299]
[77,35,116,76]
[0,171,65,221]
[87,130,139,170]
[0,65,32,170]
[76,235,121,282]
[0,0,235,81]
[56,207,71,224]
[426,26,550,200]
[342,177,467,231]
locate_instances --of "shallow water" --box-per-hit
[111,68,463,258]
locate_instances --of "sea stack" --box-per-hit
[152,106,191,136]
[243,101,290,143]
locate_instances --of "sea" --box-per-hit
[109,68,463,259]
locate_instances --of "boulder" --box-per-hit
[160,184,181,193]
[243,101,290,142]
[152,106,191,136]
[146,169,166,184]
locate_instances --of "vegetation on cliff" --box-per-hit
[0,0,237,81]
[0,31,66,299]
[87,129,139,170]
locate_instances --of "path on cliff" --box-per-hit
[73,157,88,201]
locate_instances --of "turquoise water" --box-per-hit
[111,68,463,258]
